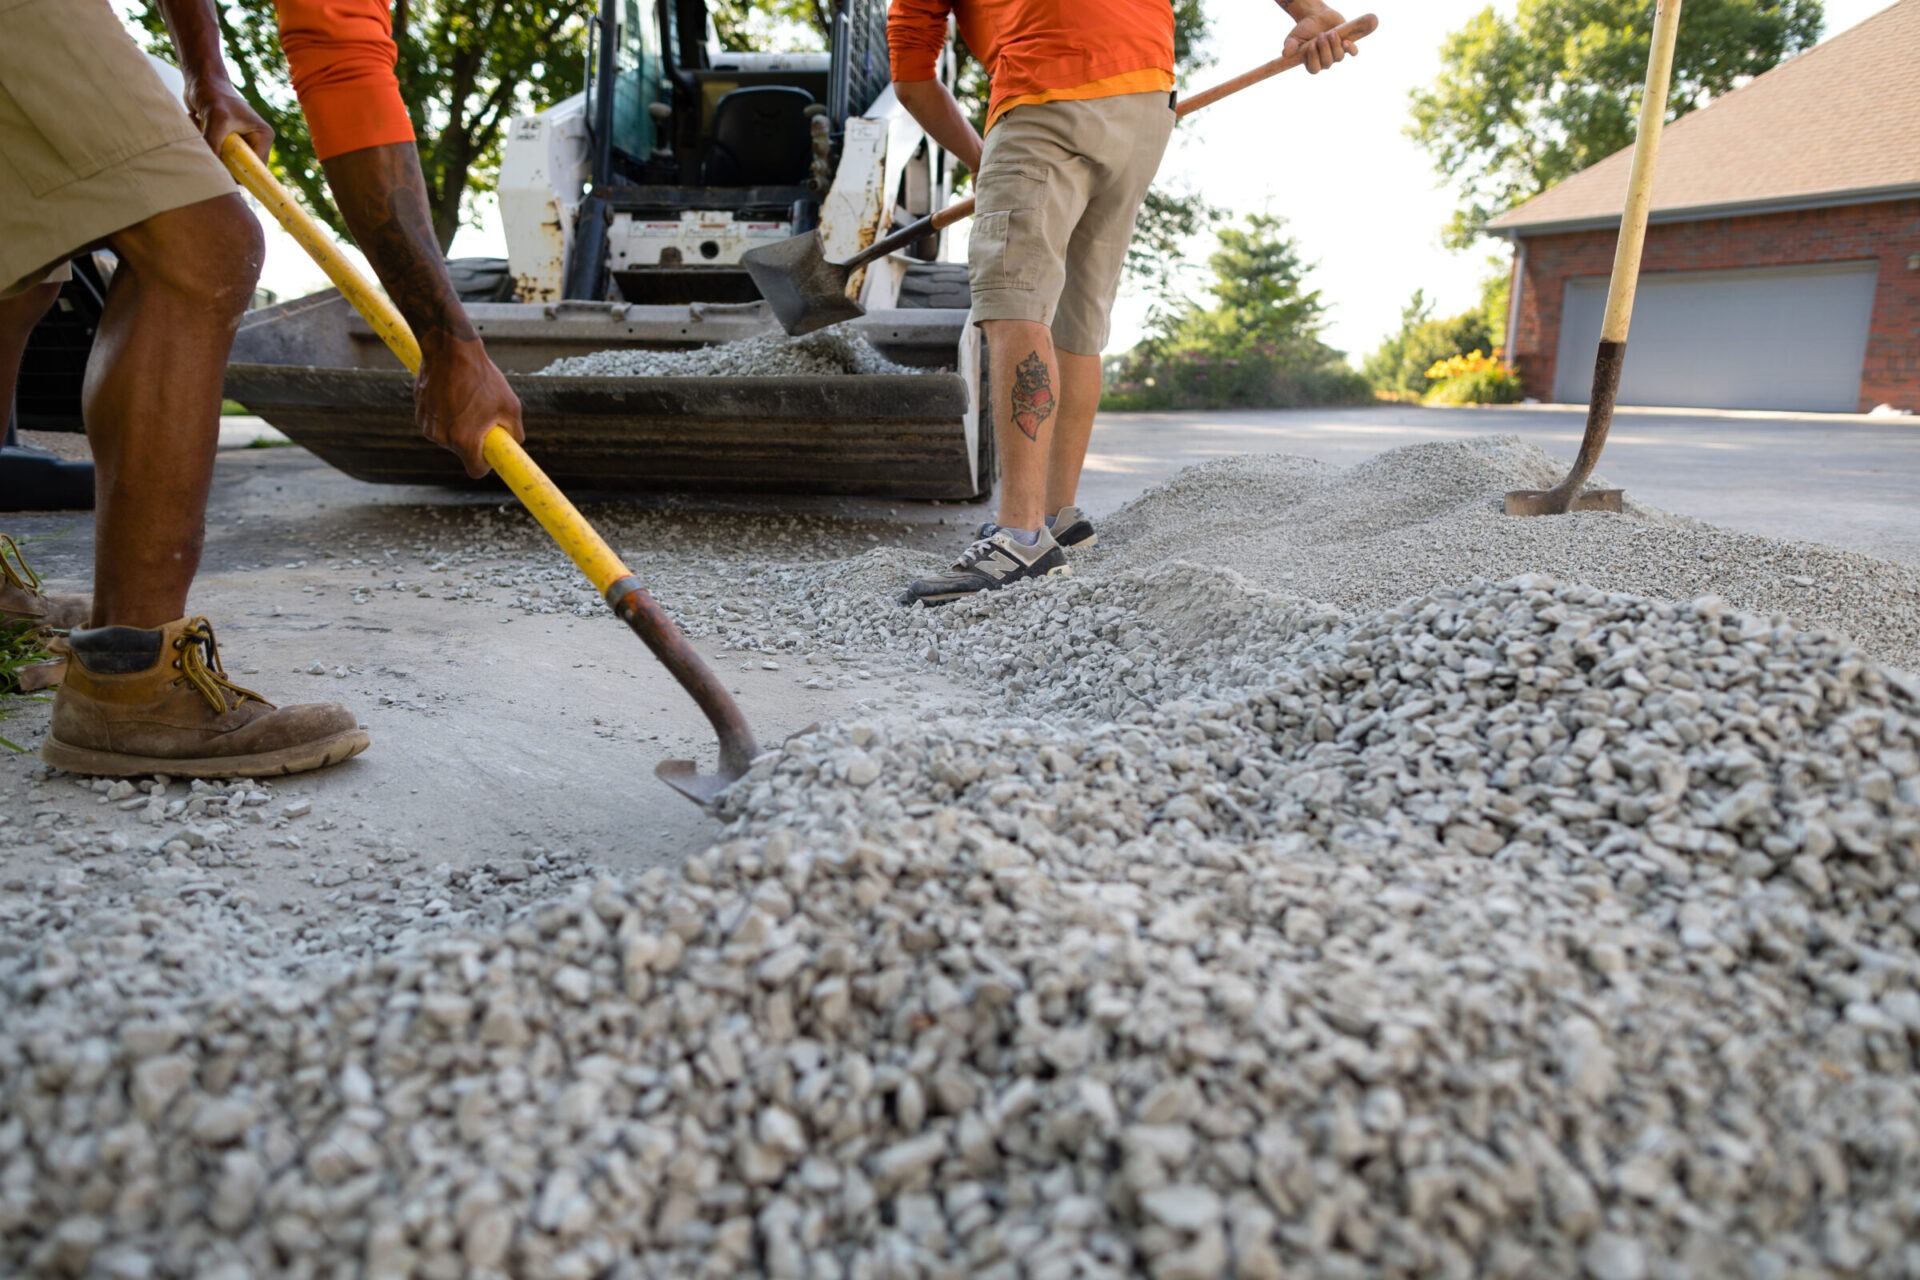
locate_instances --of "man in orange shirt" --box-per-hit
[0,0,522,777]
[893,0,1357,605]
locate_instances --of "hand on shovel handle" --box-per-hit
[1182,13,1377,113]
[217,135,761,802]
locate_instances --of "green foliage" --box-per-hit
[0,622,52,752]
[1363,291,1497,399]
[130,1,588,249]
[1408,0,1822,245]
[1480,259,1511,350]
[1105,213,1369,411]
[708,1,829,51]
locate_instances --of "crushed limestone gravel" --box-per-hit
[534,326,925,379]
[4,435,1919,1279]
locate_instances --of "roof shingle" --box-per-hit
[1486,0,1920,233]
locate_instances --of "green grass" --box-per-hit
[0,622,51,753]
[221,399,251,416]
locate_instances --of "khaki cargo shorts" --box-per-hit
[968,90,1176,355]
[0,0,236,299]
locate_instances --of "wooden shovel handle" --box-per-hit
[868,13,1379,261]
[1179,13,1377,115]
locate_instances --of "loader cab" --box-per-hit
[568,0,891,305]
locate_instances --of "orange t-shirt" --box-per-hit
[888,0,1176,130]
[275,0,416,161]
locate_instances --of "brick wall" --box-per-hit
[1509,198,1920,412]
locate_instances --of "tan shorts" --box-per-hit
[968,90,1176,355]
[0,0,235,299]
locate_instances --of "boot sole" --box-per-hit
[40,728,371,780]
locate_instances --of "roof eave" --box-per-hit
[1487,182,1920,239]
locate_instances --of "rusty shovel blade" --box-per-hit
[741,230,866,336]
[654,758,743,806]
[1503,488,1625,516]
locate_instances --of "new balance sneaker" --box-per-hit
[41,616,369,778]
[901,528,1070,607]
[1049,505,1097,549]
[976,505,1096,550]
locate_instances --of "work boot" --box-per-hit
[41,616,369,778]
[0,534,89,633]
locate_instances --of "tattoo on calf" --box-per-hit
[1013,353,1059,443]
[1011,351,1056,441]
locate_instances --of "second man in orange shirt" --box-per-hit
[891,0,1358,605]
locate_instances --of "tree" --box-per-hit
[1172,212,1329,357]
[130,1,588,249]
[1409,0,1822,246]
[1362,290,1496,398]
[1106,213,1368,410]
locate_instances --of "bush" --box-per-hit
[1421,350,1523,405]
[1364,291,1497,399]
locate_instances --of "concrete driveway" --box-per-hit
[1077,403,1920,569]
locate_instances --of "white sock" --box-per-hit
[1002,526,1041,547]
[1044,515,1057,528]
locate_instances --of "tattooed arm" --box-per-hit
[322,145,525,478]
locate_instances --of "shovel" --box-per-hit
[219,137,760,806]
[1506,0,1683,516]
[745,13,1380,336]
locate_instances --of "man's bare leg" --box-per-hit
[984,318,1059,535]
[1043,348,1102,518]
[83,194,263,628]
[0,282,63,425]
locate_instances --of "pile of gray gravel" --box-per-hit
[535,326,925,379]
[5,436,1919,1278]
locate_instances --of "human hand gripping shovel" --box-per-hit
[1506,0,1683,515]
[218,138,759,806]
[745,13,1380,336]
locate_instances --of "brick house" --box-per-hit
[1487,0,1919,414]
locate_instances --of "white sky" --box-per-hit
[234,0,1898,364]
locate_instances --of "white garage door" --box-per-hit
[1553,262,1878,412]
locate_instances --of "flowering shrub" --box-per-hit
[1422,349,1523,405]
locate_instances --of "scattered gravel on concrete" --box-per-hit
[535,326,926,379]
[5,435,1919,1278]
[1104,436,1920,674]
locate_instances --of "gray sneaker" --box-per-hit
[901,529,1071,607]
[975,505,1097,549]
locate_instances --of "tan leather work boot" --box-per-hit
[41,617,370,778]
[0,534,89,633]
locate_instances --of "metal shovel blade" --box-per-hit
[741,231,866,336]
[654,758,743,806]
[1504,488,1625,516]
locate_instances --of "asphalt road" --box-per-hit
[1076,403,1920,569]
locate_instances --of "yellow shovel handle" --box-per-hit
[219,136,631,597]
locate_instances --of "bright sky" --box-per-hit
[233,0,1897,365]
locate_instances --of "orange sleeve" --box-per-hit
[275,0,416,161]
[887,0,952,83]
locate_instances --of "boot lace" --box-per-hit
[0,534,42,594]
[172,618,273,713]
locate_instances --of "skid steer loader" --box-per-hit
[221,0,992,500]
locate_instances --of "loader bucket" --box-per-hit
[741,231,866,336]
